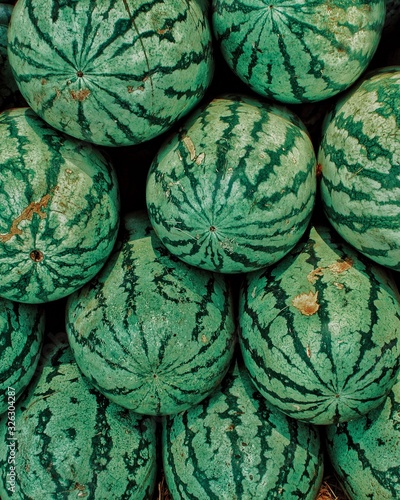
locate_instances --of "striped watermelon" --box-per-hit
[325,374,400,499]
[212,0,385,104]
[0,107,120,304]
[163,360,324,499]
[66,210,236,416]
[239,223,400,425]
[146,94,316,274]
[0,298,44,415]
[7,0,214,146]
[319,67,400,272]
[0,332,158,499]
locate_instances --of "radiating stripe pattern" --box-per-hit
[0,334,158,499]
[146,94,316,274]
[0,298,45,415]
[66,210,236,416]
[162,361,323,499]
[325,375,400,499]
[0,108,120,304]
[326,380,400,500]
[212,0,385,103]
[7,0,214,146]
[319,67,400,272]
[239,224,400,425]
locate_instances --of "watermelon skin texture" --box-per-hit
[212,0,385,104]
[66,210,236,416]
[162,361,324,499]
[0,333,158,500]
[319,67,400,272]
[325,375,400,499]
[0,107,120,304]
[0,299,44,415]
[7,0,214,147]
[239,224,400,425]
[146,94,316,274]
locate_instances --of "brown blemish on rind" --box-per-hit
[307,267,324,284]
[307,257,353,284]
[292,291,320,316]
[0,191,56,242]
[329,257,353,274]
[70,89,91,101]
[127,85,145,93]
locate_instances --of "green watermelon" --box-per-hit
[66,210,236,416]
[325,374,400,499]
[146,94,316,274]
[319,66,400,272]
[0,107,120,304]
[0,332,158,499]
[163,360,324,499]
[0,298,44,415]
[212,0,385,104]
[239,223,400,425]
[7,0,214,146]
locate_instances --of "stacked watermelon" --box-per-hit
[0,1,399,499]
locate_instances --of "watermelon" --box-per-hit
[319,66,400,272]
[0,107,120,304]
[146,93,316,274]
[239,223,400,425]
[7,0,214,146]
[0,332,158,499]
[66,210,236,416]
[0,298,45,415]
[211,0,385,104]
[0,3,23,110]
[325,374,400,498]
[163,360,324,499]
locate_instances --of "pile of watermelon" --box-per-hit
[0,1,400,498]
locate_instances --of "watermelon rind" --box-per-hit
[239,223,400,425]
[0,107,120,303]
[0,298,45,415]
[66,210,236,416]
[163,360,324,499]
[319,66,400,272]
[212,0,385,104]
[7,0,214,146]
[0,333,158,499]
[146,93,316,274]
[325,373,400,499]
